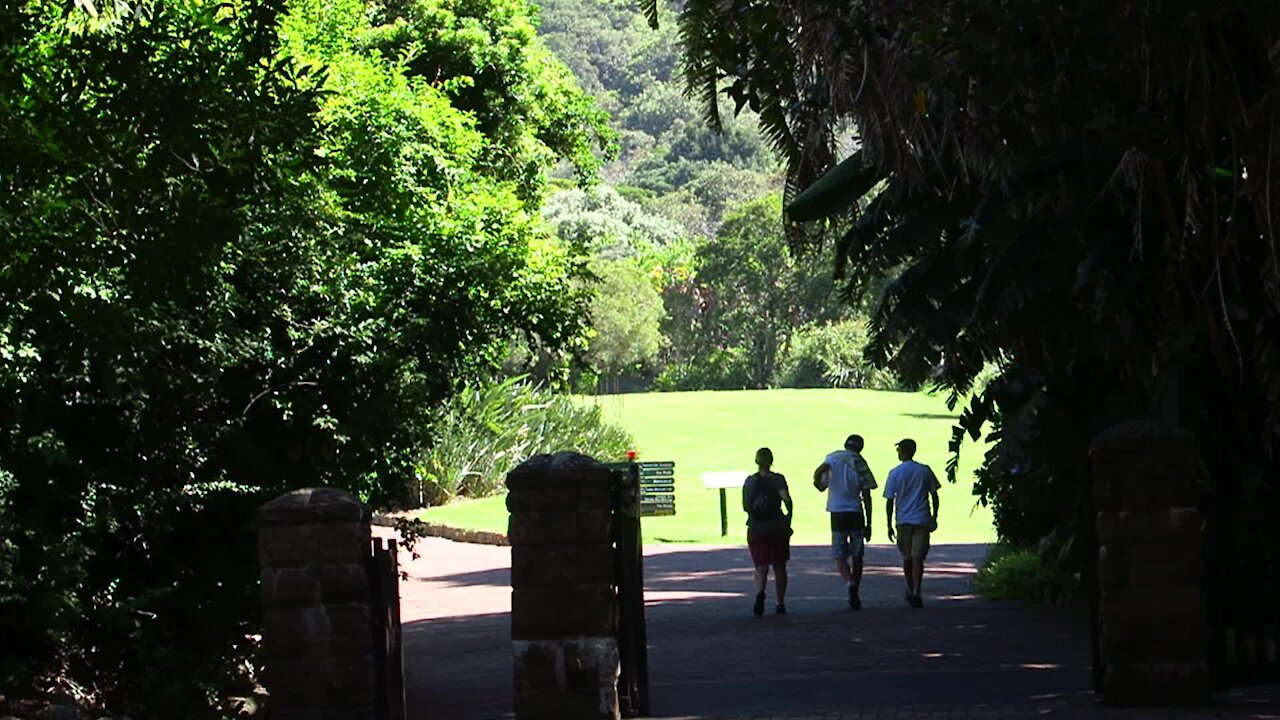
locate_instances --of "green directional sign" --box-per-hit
[623,460,675,517]
[640,491,675,516]
[638,461,674,469]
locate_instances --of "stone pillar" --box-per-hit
[1091,421,1212,705]
[258,488,376,719]
[507,453,619,720]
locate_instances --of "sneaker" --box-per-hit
[753,592,766,617]
[910,594,925,609]
[904,591,915,607]
[848,585,861,610]
[776,603,787,616]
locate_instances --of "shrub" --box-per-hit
[413,378,633,506]
[776,319,900,390]
[973,544,1079,603]
[652,347,753,391]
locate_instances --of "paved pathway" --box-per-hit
[398,537,1279,720]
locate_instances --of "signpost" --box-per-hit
[701,471,748,537]
[637,461,676,517]
[599,456,676,716]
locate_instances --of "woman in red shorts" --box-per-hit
[743,447,793,616]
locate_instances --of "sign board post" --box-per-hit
[605,460,677,518]
[701,471,748,537]
[636,461,675,517]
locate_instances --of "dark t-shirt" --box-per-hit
[743,472,790,535]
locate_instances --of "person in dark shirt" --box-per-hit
[743,447,793,616]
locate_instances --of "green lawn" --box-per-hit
[418,388,996,546]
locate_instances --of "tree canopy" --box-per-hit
[655,0,1280,549]
[586,258,665,383]
[693,195,836,388]
[534,0,782,235]
[0,0,608,712]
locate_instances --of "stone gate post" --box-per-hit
[258,487,377,719]
[1090,421,1212,705]
[507,453,620,720]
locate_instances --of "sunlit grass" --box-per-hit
[419,388,996,546]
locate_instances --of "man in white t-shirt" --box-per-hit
[884,438,941,609]
[813,434,877,609]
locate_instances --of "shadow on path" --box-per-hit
[400,539,1119,719]
[636,543,1091,717]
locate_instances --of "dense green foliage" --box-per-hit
[534,0,779,232]
[529,1,904,393]
[655,0,1280,572]
[974,545,1079,604]
[542,186,683,259]
[550,190,894,393]
[414,377,632,505]
[688,196,835,387]
[0,0,607,711]
[585,259,665,384]
[777,320,900,391]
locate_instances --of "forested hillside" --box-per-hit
[525,0,895,393]
[535,0,778,233]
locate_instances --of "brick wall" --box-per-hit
[1091,421,1212,705]
[258,487,378,719]
[507,452,620,720]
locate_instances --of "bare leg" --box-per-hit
[754,566,769,595]
[773,563,788,605]
[833,558,853,583]
[851,555,864,588]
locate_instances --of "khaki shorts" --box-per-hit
[896,523,931,561]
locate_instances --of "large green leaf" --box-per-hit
[785,151,880,221]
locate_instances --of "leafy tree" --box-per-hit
[0,0,608,712]
[542,185,684,258]
[534,0,780,215]
[691,195,837,388]
[655,0,1280,566]
[625,111,778,195]
[355,0,615,193]
[776,319,900,390]
[585,259,665,387]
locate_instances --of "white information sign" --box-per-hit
[701,471,749,489]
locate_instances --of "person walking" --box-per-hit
[743,447,793,616]
[884,438,941,608]
[813,434,876,609]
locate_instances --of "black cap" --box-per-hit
[896,438,917,453]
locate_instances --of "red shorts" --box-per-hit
[747,530,790,567]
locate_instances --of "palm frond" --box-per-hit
[676,4,723,133]
[637,0,659,29]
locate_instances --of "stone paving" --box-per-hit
[397,537,1279,720]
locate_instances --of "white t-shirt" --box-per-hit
[823,450,877,513]
[884,460,941,526]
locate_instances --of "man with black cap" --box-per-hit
[884,438,941,608]
[813,434,876,609]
